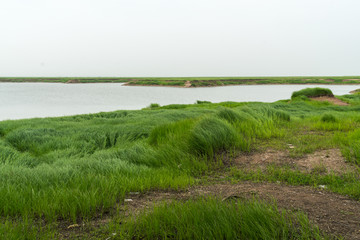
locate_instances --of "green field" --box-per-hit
[1,76,360,87]
[1,88,360,239]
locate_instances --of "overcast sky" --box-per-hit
[1,0,359,77]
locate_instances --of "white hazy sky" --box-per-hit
[1,0,359,77]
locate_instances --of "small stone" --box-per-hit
[129,192,140,195]
[289,146,295,149]
[319,185,327,189]
[124,199,133,202]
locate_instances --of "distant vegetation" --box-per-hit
[1,76,360,87]
[291,87,334,99]
[1,88,360,238]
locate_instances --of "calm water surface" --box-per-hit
[0,83,358,121]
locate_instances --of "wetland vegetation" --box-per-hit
[1,76,360,87]
[1,87,360,239]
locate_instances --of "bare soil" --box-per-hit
[310,96,349,106]
[184,81,192,88]
[65,79,80,84]
[235,149,354,174]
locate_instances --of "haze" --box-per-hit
[1,0,359,77]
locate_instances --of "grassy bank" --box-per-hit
[1,76,360,86]
[1,89,360,238]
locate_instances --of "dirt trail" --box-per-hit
[122,182,360,239]
[184,80,192,88]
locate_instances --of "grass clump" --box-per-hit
[188,117,239,157]
[117,198,327,240]
[321,113,337,123]
[291,88,334,99]
[148,119,195,146]
[216,107,250,123]
[196,100,212,104]
[147,103,160,109]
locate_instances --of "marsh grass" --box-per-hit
[291,88,334,99]
[115,197,328,240]
[229,165,360,200]
[321,113,337,123]
[188,117,240,157]
[1,88,360,238]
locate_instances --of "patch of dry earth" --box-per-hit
[310,96,348,106]
[235,149,354,174]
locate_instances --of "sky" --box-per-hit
[0,0,359,77]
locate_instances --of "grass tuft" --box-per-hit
[188,117,239,157]
[321,113,337,123]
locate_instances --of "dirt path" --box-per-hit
[184,80,192,88]
[122,182,360,239]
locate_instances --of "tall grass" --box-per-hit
[188,117,239,157]
[0,89,360,238]
[116,198,328,240]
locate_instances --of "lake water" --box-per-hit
[0,83,359,121]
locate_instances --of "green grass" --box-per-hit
[229,165,360,200]
[2,87,360,238]
[321,113,337,122]
[291,87,334,99]
[113,197,329,240]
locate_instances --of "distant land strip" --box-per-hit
[1,76,360,87]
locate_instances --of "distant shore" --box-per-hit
[1,76,360,87]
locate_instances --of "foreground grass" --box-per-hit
[112,198,329,240]
[1,89,360,238]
